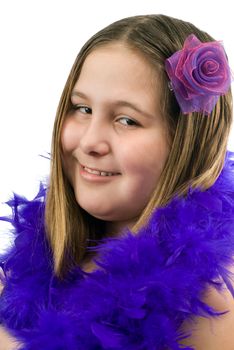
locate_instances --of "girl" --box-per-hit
[0,14,234,350]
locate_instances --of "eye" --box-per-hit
[118,117,139,127]
[71,104,92,114]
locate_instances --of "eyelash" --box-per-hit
[71,104,139,127]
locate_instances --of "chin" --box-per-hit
[78,204,113,220]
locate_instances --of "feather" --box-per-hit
[0,152,234,349]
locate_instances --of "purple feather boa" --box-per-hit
[1,152,234,349]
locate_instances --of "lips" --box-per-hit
[81,164,120,176]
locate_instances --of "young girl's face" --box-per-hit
[61,43,170,234]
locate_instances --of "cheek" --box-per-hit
[122,136,169,179]
[60,119,79,182]
[60,118,81,154]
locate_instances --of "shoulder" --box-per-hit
[0,184,51,280]
[0,325,21,350]
[0,267,4,295]
[0,280,3,295]
[180,266,234,349]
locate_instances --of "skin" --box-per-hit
[0,268,21,349]
[1,274,234,349]
[61,43,170,236]
[1,43,234,349]
[60,42,234,348]
[180,268,234,349]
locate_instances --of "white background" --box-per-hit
[0,0,234,251]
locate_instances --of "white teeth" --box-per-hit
[84,167,115,176]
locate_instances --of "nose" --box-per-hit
[79,116,111,156]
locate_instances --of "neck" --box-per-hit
[104,218,138,238]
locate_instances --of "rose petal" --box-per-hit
[165,34,232,114]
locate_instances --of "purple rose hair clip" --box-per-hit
[165,34,232,115]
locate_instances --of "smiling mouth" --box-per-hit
[82,165,120,177]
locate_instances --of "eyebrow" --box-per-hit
[71,90,155,119]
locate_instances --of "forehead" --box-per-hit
[74,43,159,95]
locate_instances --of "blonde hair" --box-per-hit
[45,14,233,277]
